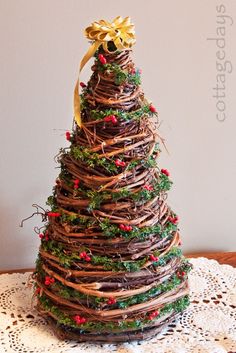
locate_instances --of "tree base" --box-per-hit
[40,311,179,343]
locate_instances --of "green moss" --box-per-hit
[99,219,177,241]
[38,293,190,332]
[71,146,119,174]
[90,105,151,122]
[42,239,182,273]
[97,62,141,86]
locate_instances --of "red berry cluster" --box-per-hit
[107,297,116,305]
[131,68,142,74]
[177,271,186,279]
[79,251,91,262]
[149,104,156,113]
[168,215,179,224]
[119,224,133,232]
[74,179,80,189]
[115,159,126,167]
[149,254,159,262]
[149,310,159,320]
[44,276,55,286]
[47,212,60,217]
[74,315,87,325]
[98,54,107,65]
[161,169,170,177]
[104,115,118,124]
[143,184,153,191]
[39,231,49,241]
[80,82,86,88]
[35,287,41,295]
[66,131,71,141]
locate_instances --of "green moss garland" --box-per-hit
[90,104,153,122]
[99,219,177,240]
[38,294,190,332]
[85,172,172,210]
[41,239,182,272]
[43,261,192,310]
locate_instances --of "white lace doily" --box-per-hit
[0,258,235,353]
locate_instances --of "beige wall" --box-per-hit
[0,0,235,270]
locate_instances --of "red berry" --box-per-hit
[66,131,71,141]
[74,179,80,189]
[115,159,126,167]
[131,68,136,74]
[104,115,117,124]
[85,255,91,262]
[149,310,159,320]
[47,212,60,217]
[174,216,179,224]
[98,54,107,65]
[107,297,116,305]
[161,169,170,177]
[149,105,156,113]
[79,252,86,259]
[104,115,112,122]
[120,224,132,232]
[80,82,86,88]
[35,287,41,295]
[177,271,182,278]
[111,116,118,124]
[119,224,125,230]
[44,276,54,286]
[150,254,158,262]
[74,315,87,325]
[143,184,153,191]
[181,271,186,276]
[74,315,81,324]
[39,233,44,239]
[169,216,179,224]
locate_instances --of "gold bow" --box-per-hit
[74,16,136,127]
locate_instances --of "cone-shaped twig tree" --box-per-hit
[34,17,192,342]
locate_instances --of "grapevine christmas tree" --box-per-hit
[33,17,192,342]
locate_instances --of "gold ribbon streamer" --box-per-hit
[74,16,136,127]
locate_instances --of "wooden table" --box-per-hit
[186,251,236,267]
[0,252,235,274]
